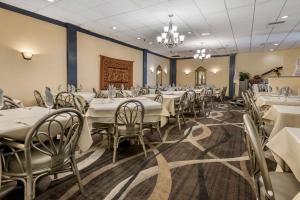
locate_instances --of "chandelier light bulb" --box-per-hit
[179,35,185,42]
[172,25,178,32]
[197,50,201,54]
[164,26,169,32]
[194,54,199,59]
[173,32,179,38]
[157,36,162,43]
[201,49,206,53]
[162,32,167,39]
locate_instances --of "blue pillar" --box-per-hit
[229,54,236,97]
[66,24,77,87]
[170,59,177,85]
[143,49,147,86]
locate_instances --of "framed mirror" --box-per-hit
[195,66,206,86]
[156,65,163,86]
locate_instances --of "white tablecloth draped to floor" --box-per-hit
[86,97,169,127]
[142,94,181,116]
[263,105,300,138]
[266,127,300,182]
[256,96,300,108]
[0,107,92,151]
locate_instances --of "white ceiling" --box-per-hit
[2,0,300,57]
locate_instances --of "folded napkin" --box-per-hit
[45,87,54,107]
[0,88,3,107]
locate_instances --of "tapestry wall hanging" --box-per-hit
[100,55,134,89]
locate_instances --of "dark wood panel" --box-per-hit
[100,55,134,89]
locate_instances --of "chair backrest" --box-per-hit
[55,92,77,109]
[178,91,189,111]
[75,95,87,114]
[1,100,20,110]
[188,90,196,103]
[243,114,274,199]
[93,88,103,98]
[154,94,163,103]
[242,92,249,110]
[221,86,227,97]
[155,88,161,94]
[115,92,125,98]
[34,90,46,107]
[3,95,13,101]
[22,108,84,173]
[114,100,144,134]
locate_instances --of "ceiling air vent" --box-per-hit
[266,21,285,28]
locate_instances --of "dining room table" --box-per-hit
[86,97,169,127]
[255,95,300,108]
[0,107,92,151]
[142,94,181,116]
[73,92,95,103]
[263,105,300,138]
[266,127,300,182]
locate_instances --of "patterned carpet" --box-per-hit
[10,103,257,200]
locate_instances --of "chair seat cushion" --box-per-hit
[6,141,67,174]
[259,172,300,200]
[117,125,141,136]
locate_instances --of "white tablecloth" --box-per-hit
[0,107,92,151]
[266,127,300,182]
[87,97,169,126]
[263,105,300,138]
[254,92,277,99]
[73,92,95,103]
[142,94,180,116]
[256,96,300,108]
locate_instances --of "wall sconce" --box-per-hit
[22,52,33,60]
[184,69,191,75]
[150,67,154,73]
[212,69,218,74]
[164,68,168,74]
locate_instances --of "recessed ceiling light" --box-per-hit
[201,32,210,36]
[112,26,117,30]
[47,0,55,2]
[188,31,192,34]
[137,37,141,40]
[281,15,288,19]
[149,41,153,45]
[274,43,279,46]
[269,48,274,52]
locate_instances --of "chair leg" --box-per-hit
[139,135,147,158]
[156,123,162,141]
[181,113,186,125]
[24,176,33,200]
[70,156,84,193]
[113,136,118,163]
[177,114,181,131]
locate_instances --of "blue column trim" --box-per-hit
[143,49,148,86]
[229,54,236,97]
[170,59,177,85]
[67,24,77,87]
